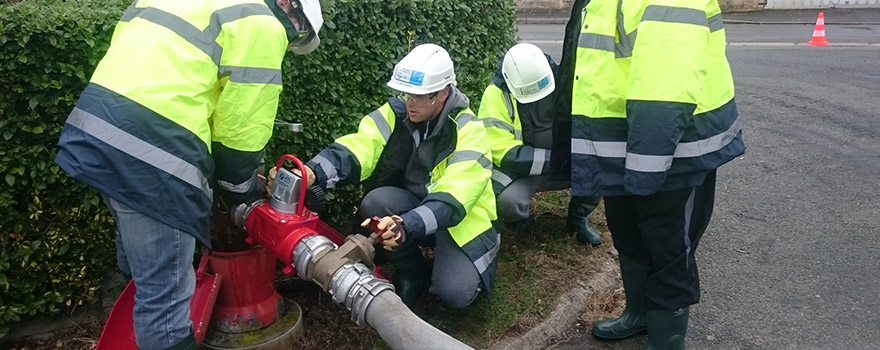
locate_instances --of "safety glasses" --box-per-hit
[286,1,313,45]
[399,91,439,107]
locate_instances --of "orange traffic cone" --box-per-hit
[807,12,829,46]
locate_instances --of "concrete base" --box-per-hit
[202,299,303,350]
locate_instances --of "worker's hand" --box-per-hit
[265,166,278,196]
[265,166,316,196]
[292,166,316,188]
[360,215,405,251]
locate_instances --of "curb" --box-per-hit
[517,17,569,25]
[488,262,619,350]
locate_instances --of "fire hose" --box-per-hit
[232,154,474,350]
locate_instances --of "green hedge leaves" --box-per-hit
[0,0,516,332]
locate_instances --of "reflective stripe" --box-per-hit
[213,4,272,27]
[474,234,500,274]
[67,107,212,198]
[573,119,742,171]
[122,3,271,67]
[448,151,492,170]
[412,206,438,235]
[683,187,695,269]
[218,171,258,193]
[456,113,478,130]
[529,148,548,176]
[578,32,638,58]
[571,138,627,157]
[368,110,392,142]
[514,130,523,141]
[673,119,741,158]
[616,0,634,57]
[641,5,708,28]
[625,153,672,172]
[491,169,513,187]
[580,7,719,58]
[122,7,221,65]
[578,33,615,52]
[502,92,516,122]
[482,118,515,133]
[311,154,340,189]
[219,66,282,85]
[708,13,724,32]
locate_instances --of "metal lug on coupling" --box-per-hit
[293,235,337,280]
[326,262,395,327]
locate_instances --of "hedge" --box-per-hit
[0,0,516,334]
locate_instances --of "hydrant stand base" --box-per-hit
[202,298,304,350]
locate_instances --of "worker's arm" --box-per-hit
[211,14,288,204]
[306,103,396,189]
[477,84,551,178]
[399,111,492,237]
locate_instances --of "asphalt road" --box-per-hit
[518,12,880,350]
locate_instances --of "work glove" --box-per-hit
[361,215,405,251]
[265,165,316,196]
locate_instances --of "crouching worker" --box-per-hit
[272,44,500,309]
[477,43,602,245]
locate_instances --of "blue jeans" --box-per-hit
[104,195,195,350]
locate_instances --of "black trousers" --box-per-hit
[604,170,716,310]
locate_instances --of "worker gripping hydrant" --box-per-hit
[54,0,324,348]
[269,44,500,310]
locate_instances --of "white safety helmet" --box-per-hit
[287,0,323,55]
[501,43,555,103]
[386,44,456,95]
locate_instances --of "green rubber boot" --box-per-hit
[387,242,431,309]
[567,196,602,245]
[644,307,689,350]
[592,255,648,340]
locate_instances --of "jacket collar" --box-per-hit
[263,0,300,42]
[402,85,469,140]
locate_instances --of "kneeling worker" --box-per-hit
[272,44,500,309]
[477,43,602,245]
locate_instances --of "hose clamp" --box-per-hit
[348,273,395,327]
[232,200,263,231]
[329,263,371,306]
[293,235,336,280]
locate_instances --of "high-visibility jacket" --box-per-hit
[477,60,557,192]
[306,88,500,295]
[568,0,746,196]
[55,0,292,244]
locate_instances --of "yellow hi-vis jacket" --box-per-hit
[478,83,553,193]
[55,0,291,245]
[306,90,501,296]
[569,0,746,196]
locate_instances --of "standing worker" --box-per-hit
[561,0,746,348]
[54,0,324,348]
[478,43,602,245]
[270,43,500,310]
